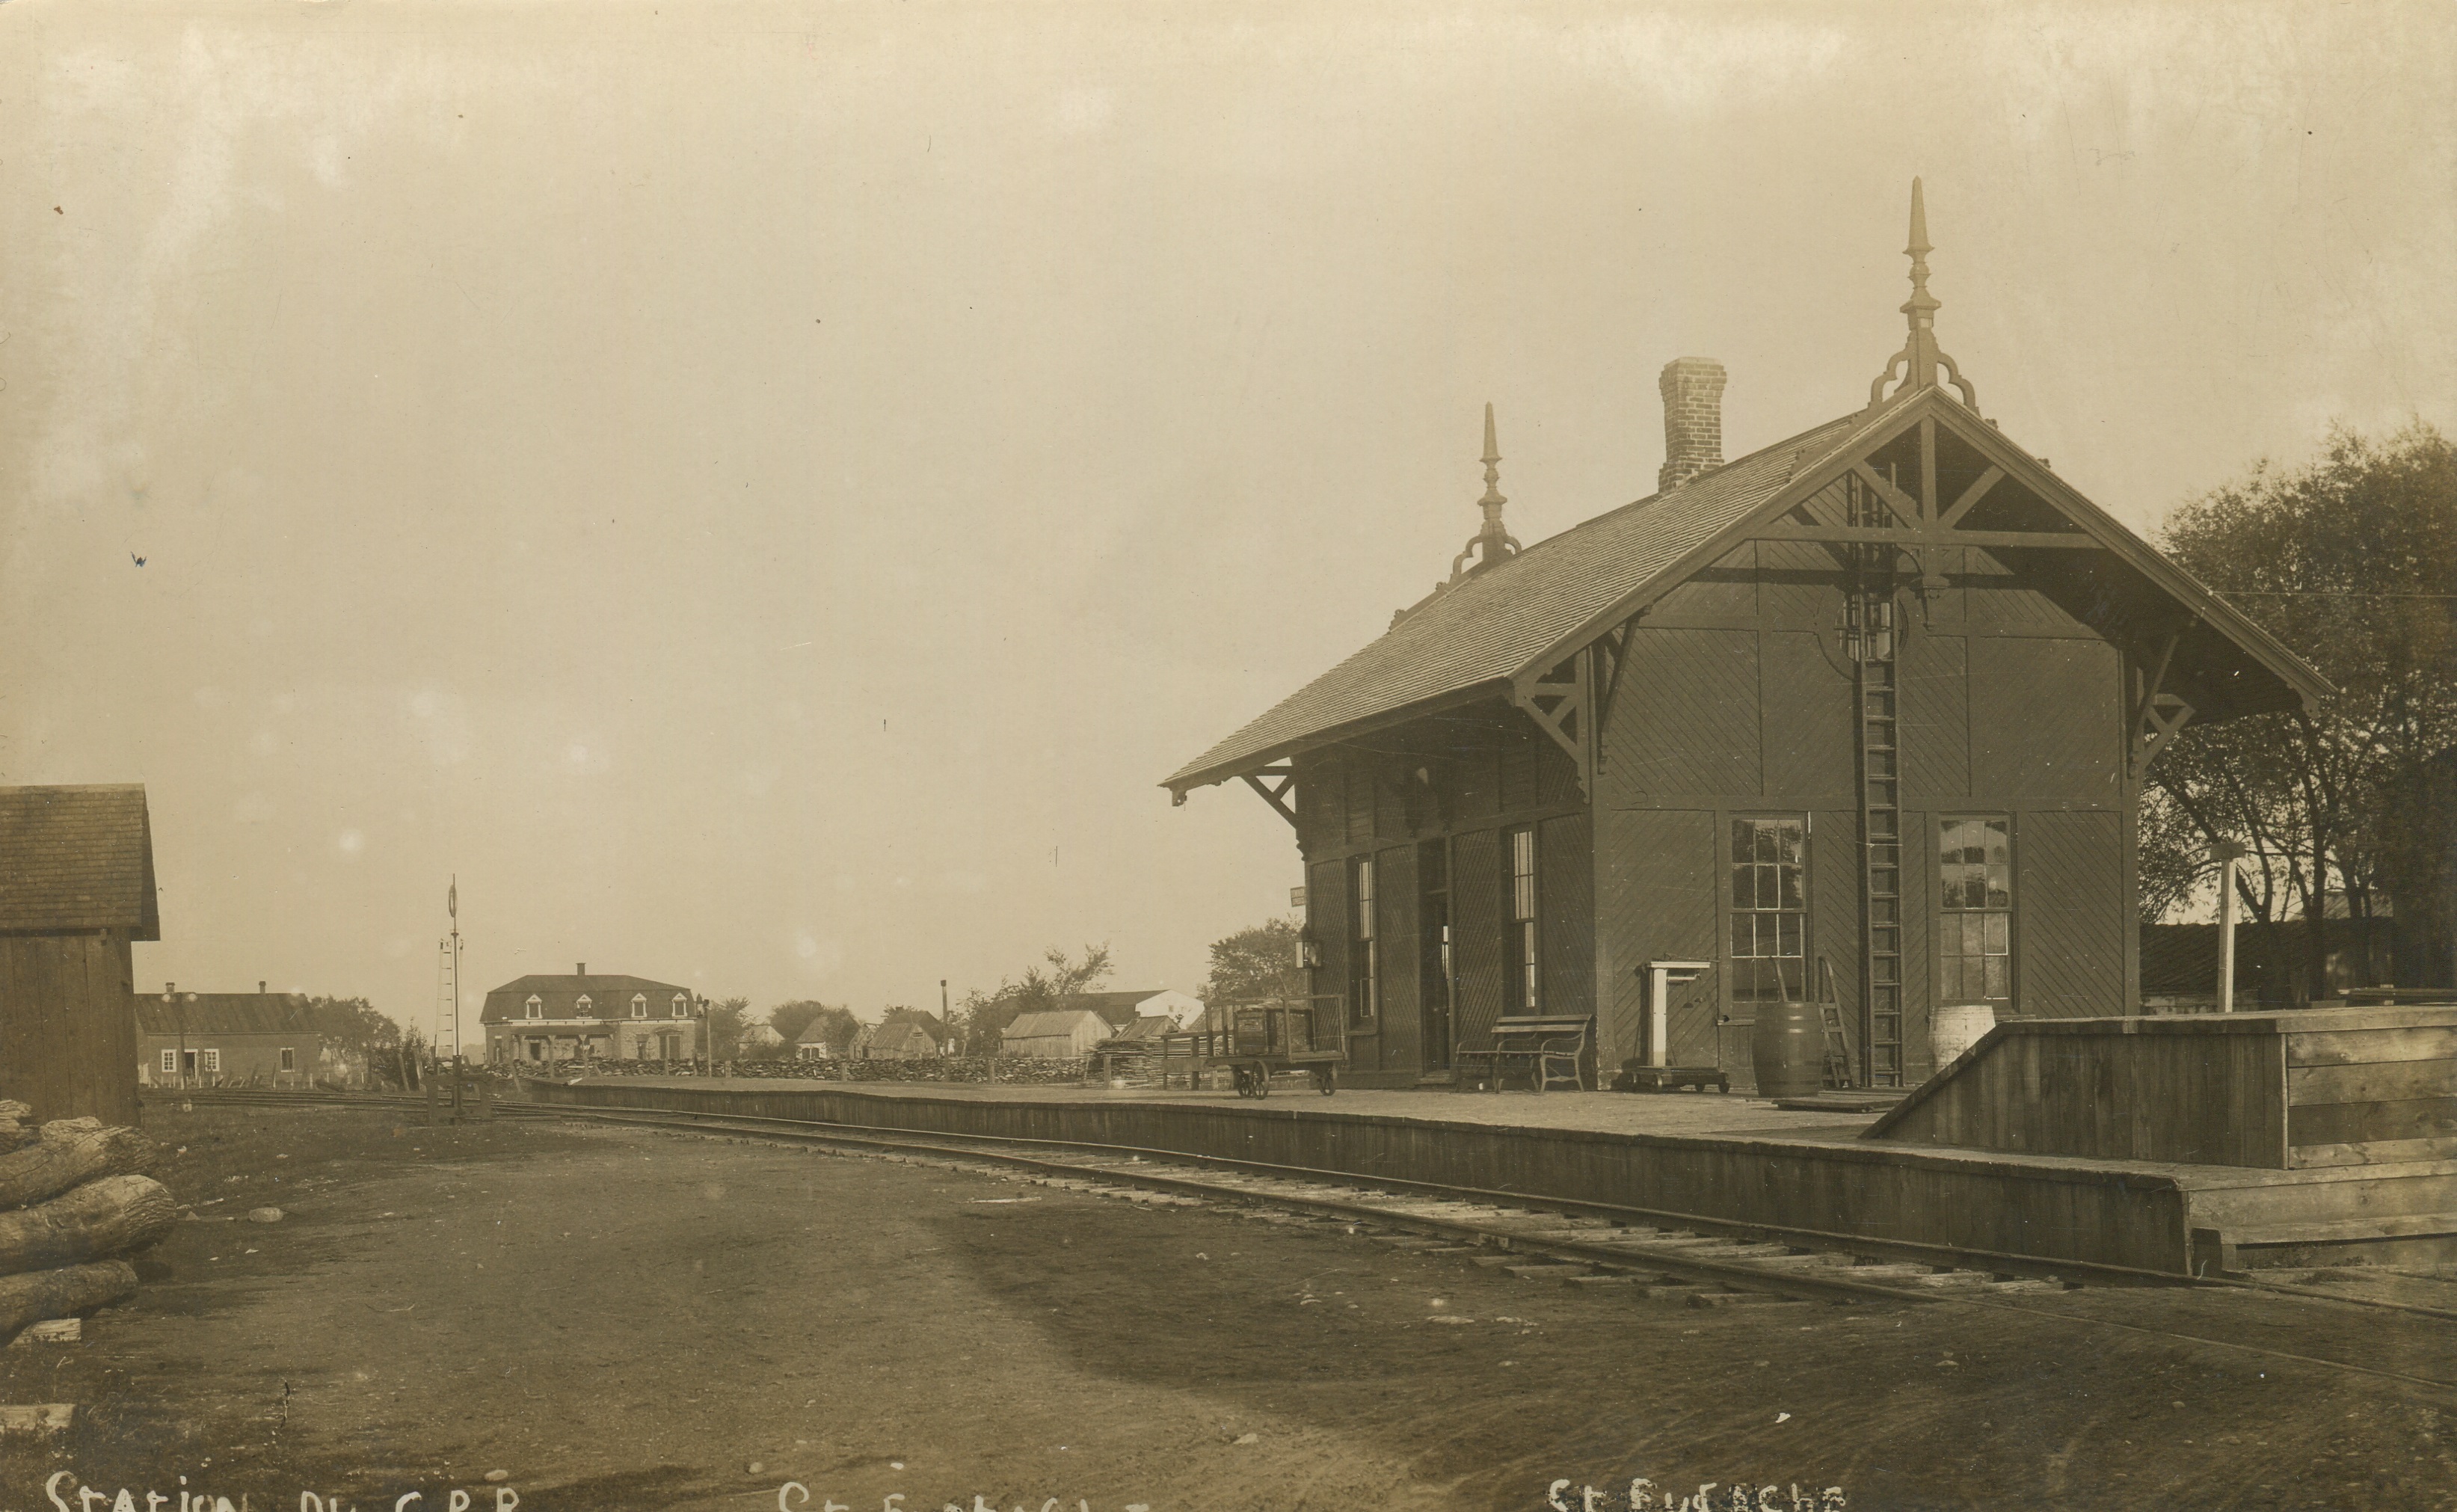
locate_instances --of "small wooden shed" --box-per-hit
[0,785,159,1124]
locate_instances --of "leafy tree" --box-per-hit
[2147,422,2457,998]
[1199,917,1305,1008]
[956,944,1112,1054]
[703,995,753,1059]
[301,996,404,1087]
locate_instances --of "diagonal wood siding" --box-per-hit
[1451,828,1505,1051]
[1610,627,1762,802]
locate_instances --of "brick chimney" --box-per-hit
[1657,357,1727,493]
[576,962,587,977]
[259,980,267,994]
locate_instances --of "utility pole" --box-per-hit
[941,978,951,1057]
[2212,841,2245,1013]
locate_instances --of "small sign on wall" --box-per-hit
[1289,886,1306,908]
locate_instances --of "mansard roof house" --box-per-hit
[1164,182,2329,1091]
[482,965,698,1066]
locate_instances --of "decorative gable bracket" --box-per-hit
[1510,651,1593,800]
[1240,766,1300,829]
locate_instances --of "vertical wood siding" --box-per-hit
[0,935,140,1126]
[1451,828,1505,1051]
[1307,857,1348,1027]
[1375,843,1420,1075]
[2019,809,2129,1016]
[1539,811,1594,1020]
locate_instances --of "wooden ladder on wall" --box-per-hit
[1815,956,1854,1090]
[1849,471,1907,1089]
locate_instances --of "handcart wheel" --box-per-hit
[1316,1066,1338,1095]
[1254,1066,1270,1098]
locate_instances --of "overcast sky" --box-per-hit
[3,1,2450,1040]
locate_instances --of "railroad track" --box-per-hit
[159,1087,2457,1392]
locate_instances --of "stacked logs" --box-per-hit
[0,1101,176,1339]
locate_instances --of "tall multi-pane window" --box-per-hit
[1508,828,1540,1012]
[1730,817,1807,1004]
[1349,856,1378,1027]
[1940,817,2013,1005]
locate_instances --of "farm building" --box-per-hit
[999,1009,1110,1060]
[0,784,157,1124]
[482,964,698,1066]
[793,1019,834,1060]
[138,985,323,1089]
[859,1020,944,1060]
[1163,183,2331,1090]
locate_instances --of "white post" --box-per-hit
[1643,962,1712,1068]
[2212,840,2245,1014]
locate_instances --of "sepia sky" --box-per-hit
[2,1,2451,1038]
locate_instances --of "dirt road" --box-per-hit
[1,1106,2449,1511]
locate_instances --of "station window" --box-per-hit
[280,1048,296,1072]
[1348,855,1378,1026]
[1507,827,1540,1012]
[525,995,543,1020]
[1940,817,2013,1006]
[1729,817,1806,1004]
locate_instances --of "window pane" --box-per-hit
[1732,819,1754,864]
[1779,869,1804,911]
[1756,824,1778,864]
[1984,913,2009,954]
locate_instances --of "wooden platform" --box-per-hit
[514,1074,2444,1276]
[1864,1006,2457,1266]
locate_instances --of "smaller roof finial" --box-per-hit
[1448,402,1520,584]
[1868,177,1978,412]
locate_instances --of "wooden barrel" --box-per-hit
[1749,1001,1825,1099]
[1931,1004,1998,1068]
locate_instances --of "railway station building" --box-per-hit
[1163,183,2329,1092]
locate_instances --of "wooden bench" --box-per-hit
[1455,1016,1593,1092]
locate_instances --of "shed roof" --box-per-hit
[0,784,159,939]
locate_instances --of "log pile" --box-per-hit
[0,1101,174,1340]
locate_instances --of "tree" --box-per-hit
[301,996,405,1088]
[703,996,753,1059]
[2146,422,2457,998]
[956,944,1112,1054]
[1199,917,1305,1008]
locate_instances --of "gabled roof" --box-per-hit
[138,993,314,1037]
[1163,408,1871,793]
[1164,387,2331,795]
[0,784,159,939]
[1002,1009,1108,1040]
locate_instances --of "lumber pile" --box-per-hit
[0,1102,172,1340]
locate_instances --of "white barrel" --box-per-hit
[1931,1004,1998,1068]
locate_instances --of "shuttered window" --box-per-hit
[1940,817,2013,1005]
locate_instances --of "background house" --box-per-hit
[860,1020,942,1060]
[1075,989,1205,1032]
[0,784,156,1123]
[793,1018,833,1060]
[999,1009,1110,1060]
[482,964,698,1066]
[138,984,322,1089]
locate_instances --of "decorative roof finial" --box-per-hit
[1867,177,1978,412]
[1448,402,1521,583]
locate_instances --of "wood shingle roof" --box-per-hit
[0,784,159,939]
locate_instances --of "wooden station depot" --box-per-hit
[1164,182,2331,1094]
